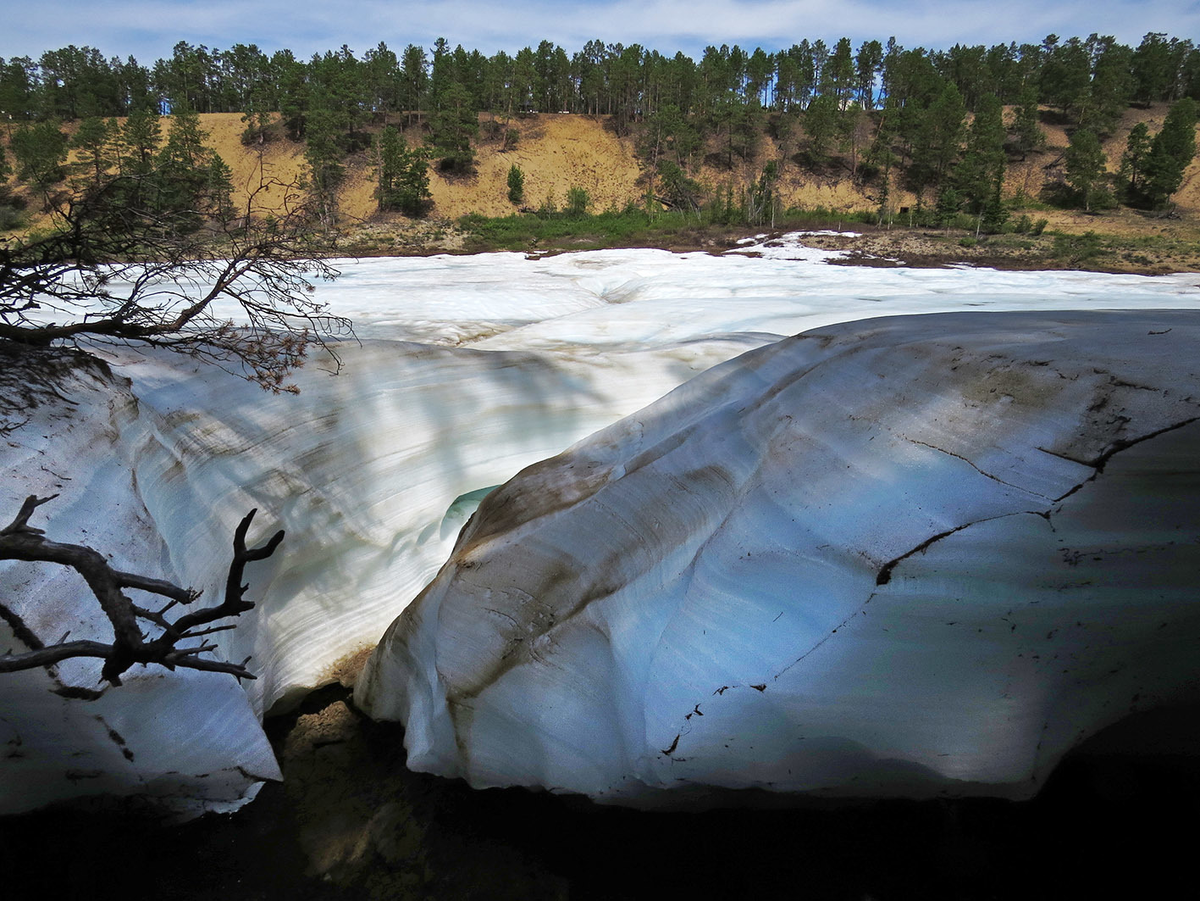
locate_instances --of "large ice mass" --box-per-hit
[356,309,1200,803]
[4,235,1200,814]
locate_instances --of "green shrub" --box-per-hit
[507,164,525,205]
[566,186,591,216]
[1053,230,1105,264]
[0,203,25,231]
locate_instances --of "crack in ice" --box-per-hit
[906,438,1050,499]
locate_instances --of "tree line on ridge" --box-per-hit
[1,32,1199,230]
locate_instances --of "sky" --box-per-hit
[2,0,1198,63]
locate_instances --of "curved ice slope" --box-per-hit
[357,310,1200,804]
[0,337,732,816]
[5,237,1200,815]
[116,339,725,716]
[0,359,280,817]
[113,243,1200,724]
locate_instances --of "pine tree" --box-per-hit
[640,104,696,169]
[1119,122,1152,200]
[863,98,900,179]
[656,160,702,213]
[925,84,967,182]
[1132,33,1175,105]
[116,107,162,176]
[304,106,345,228]
[747,160,778,226]
[803,94,838,164]
[400,44,429,120]
[156,104,232,224]
[69,116,116,189]
[980,174,1009,233]
[854,40,883,109]
[204,155,235,220]
[1083,38,1134,136]
[1011,87,1045,160]
[1142,97,1198,208]
[1064,127,1109,211]
[158,105,208,177]
[373,125,429,217]
[825,38,855,109]
[905,83,966,202]
[10,119,69,202]
[428,37,452,110]
[506,163,525,205]
[838,106,872,176]
[935,184,961,226]
[1040,36,1090,120]
[241,84,276,145]
[729,102,763,163]
[954,94,1006,213]
[875,174,892,227]
[274,50,308,141]
[429,81,478,174]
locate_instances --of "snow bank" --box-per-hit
[4,236,1200,814]
[0,355,279,817]
[357,310,1200,804]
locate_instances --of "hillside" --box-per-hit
[202,105,1200,253]
[6,105,1200,265]
[199,111,646,224]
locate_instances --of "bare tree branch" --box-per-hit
[0,495,283,686]
[1,171,355,394]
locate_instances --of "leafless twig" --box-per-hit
[0,495,283,686]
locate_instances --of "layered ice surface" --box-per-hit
[3,234,1200,814]
[357,309,1200,803]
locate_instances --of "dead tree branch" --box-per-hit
[0,495,283,686]
[1,173,355,394]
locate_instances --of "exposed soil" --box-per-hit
[4,684,1199,900]
[166,111,648,224]
[185,105,1200,232]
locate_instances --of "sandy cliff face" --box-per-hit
[189,105,1200,230]
[6,105,1196,249]
[197,111,649,222]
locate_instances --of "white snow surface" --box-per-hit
[3,234,1200,814]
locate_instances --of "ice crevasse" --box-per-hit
[357,310,1200,804]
